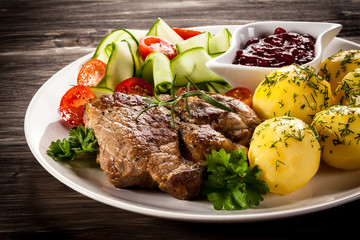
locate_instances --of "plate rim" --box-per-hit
[24,24,360,223]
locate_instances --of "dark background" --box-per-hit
[1,0,359,239]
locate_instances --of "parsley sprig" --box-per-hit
[47,124,98,162]
[202,148,269,210]
[136,76,233,127]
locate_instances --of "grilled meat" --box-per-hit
[84,90,260,200]
[84,92,205,199]
[178,121,246,162]
[170,88,261,146]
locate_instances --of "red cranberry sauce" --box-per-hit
[233,27,316,67]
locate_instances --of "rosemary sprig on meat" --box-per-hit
[136,76,233,127]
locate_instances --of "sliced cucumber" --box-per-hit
[176,32,212,54]
[101,41,135,90]
[209,52,224,58]
[92,29,146,64]
[206,82,232,94]
[124,37,143,75]
[92,29,127,63]
[208,28,232,55]
[90,86,114,98]
[171,47,223,86]
[125,29,147,42]
[146,18,183,44]
[137,51,173,93]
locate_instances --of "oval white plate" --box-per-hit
[24,25,360,223]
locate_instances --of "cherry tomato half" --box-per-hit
[114,77,154,96]
[77,59,106,87]
[171,28,202,40]
[59,85,96,125]
[138,36,177,60]
[225,87,253,107]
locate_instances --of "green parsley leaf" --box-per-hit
[47,138,73,161]
[47,124,98,162]
[69,124,98,155]
[202,148,269,210]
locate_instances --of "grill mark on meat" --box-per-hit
[95,107,155,188]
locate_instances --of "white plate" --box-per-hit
[24,25,360,223]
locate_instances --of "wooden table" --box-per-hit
[1,0,359,238]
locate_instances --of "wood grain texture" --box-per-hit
[0,0,359,239]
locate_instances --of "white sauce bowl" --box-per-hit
[206,21,342,92]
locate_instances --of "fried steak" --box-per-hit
[84,90,260,200]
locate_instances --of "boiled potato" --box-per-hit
[319,50,360,94]
[253,65,333,124]
[334,67,360,106]
[249,116,321,194]
[311,105,360,170]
